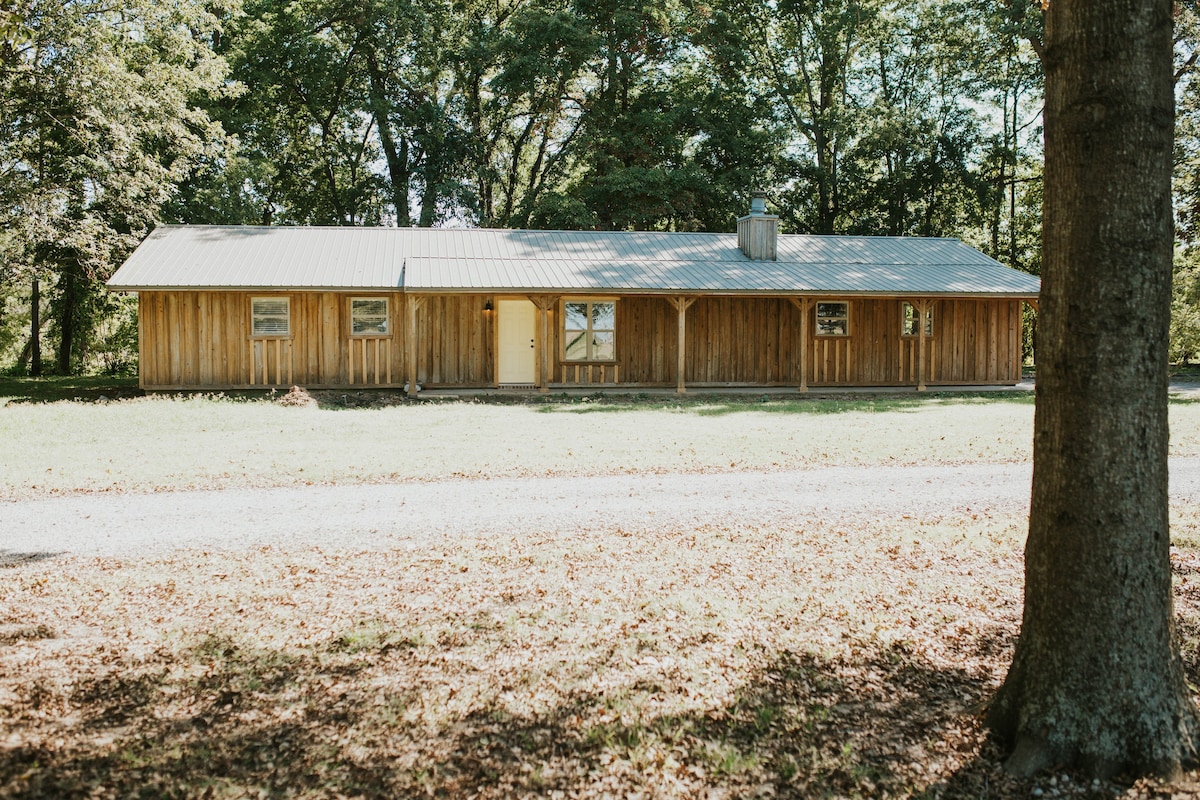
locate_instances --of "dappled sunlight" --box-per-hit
[0,510,1060,796]
[5,505,1192,796]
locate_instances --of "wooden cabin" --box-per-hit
[107,206,1040,395]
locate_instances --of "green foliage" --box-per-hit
[1173,251,1200,365]
[0,0,28,47]
[0,0,231,373]
[1174,4,1200,364]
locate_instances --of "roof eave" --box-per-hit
[405,287,1040,298]
[109,284,1039,299]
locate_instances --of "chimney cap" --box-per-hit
[749,190,768,216]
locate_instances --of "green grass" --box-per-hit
[2,387,1199,499]
[532,391,1034,416]
[0,392,1024,498]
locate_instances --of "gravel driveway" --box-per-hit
[4,458,1200,559]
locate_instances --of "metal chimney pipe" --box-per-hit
[750,190,768,216]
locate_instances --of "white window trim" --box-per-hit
[350,296,390,337]
[815,300,850,338]
[250,296,291,338]
[562,298,617,363]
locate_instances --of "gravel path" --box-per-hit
[4,458,1200,559]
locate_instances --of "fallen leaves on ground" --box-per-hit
[3,507,1200,799]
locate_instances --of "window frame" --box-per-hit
[900,301,934,338]
[350,296,391,338]
[561,298,618,363]
[250,296,291,338]
[814,300,850,338]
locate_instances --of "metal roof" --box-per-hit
[108,226,405,290]
[107,224,1041,297]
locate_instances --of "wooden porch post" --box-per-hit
[406,295,426,397]
[916,299,928,392]
[529,295,559,393]
[790,297,810,393]
[669,296,697,395]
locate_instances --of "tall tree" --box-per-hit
[840,3,990,237]
[965,0,1045,271]
[986,0,1200,778]
[0,0,230,373]
[209,0,388,226]
[727,0,879,234]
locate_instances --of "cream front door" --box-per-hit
[497,299,537,385]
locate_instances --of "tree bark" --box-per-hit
[987,0,1200,779]
[365,52,412,227]
[56,269,76,375]
[30,277,41,377]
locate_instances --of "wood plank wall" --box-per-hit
[415,295,494,387]
[549,295,1022,387]
[687,297,803,384]
[137,291,412,388]
[139,291,1021,389]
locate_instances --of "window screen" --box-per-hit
[251,297,290,336]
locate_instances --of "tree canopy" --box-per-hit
[0,0,1196,373]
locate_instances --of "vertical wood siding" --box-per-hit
[415,295,495,387]
[549,295,1022,388]
[686,297,803,384]
[139,291,408,388]
[138,291,1022,389]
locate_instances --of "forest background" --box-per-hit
[1,0,1198,377]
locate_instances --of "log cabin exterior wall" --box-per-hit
[136,290,1024,390]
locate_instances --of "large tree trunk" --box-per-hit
[365,52,413,228]
[30,278,41,377]
[56,269,76,375]
[987,0,1200,779]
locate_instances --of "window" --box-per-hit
[251,297,290,337]
[563,300,616,361]
[901,302,934,337]
[815,301,849,337]
[351,298,389,335]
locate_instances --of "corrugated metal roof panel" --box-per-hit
[403,257,1040,295]
[108,225,1040,296]
[108,225,405,289]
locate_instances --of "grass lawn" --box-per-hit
[2,386,1200,500]
[3,387,1200,798]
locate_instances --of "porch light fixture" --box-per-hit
[483,299,494,314]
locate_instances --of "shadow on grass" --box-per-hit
[0,550,62,568]
[0,376,141,404]
[0,623,1109,799]
[534,392,1035,417]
